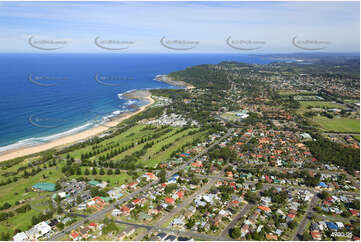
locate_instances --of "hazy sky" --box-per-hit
[0,1,359,53]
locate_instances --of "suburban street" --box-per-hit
[49,128,234,241]
[292,195,319,240]
[219,203,256,239]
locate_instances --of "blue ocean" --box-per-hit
[0,53,272,152]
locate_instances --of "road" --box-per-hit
[135,176,219,240]
[292,194,319,241]
[313,213,354,223]
[114,219,231,241]
[136,164,228,241]
[49,128,234,241]
[219,202,255,238]
[196,174,359,197]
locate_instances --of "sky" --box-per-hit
[0,1,359,53]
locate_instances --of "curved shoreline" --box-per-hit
[0,91,154,162]
[155,74,195,89]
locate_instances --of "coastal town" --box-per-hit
[0,56,359,241]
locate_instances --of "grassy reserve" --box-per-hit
[310,116,360,133]
[0,121,209,234]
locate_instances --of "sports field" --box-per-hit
[311,116,360,133]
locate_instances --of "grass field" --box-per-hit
[220,112,240,122]
[344,99,359,104]
[300,101,343,109]
[0,122,210,236]
[278,90,316,96]
[297,101,344,115]
[310,116,360,133]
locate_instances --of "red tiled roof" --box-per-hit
[287,213,296,219]
[176,191,184,198]
[89,222,97,227]
[133,198,141,204]
[258,206,271,212]
[165,197,175,204]
[71,231,79,239]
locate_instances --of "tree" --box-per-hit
[100,168,105,175]
[159,169,166,183]
[230,228,241,239]
[115,169,120,175]
[57,206,63,215]
[56,222,64,230]
[0,232,10,241]
[1,202,11,210]
[31,215,39,225]
[185,218,195,229]
[55,181,61,191]
[107,169,113,175]
[319,191,330,200]
[92,168,97,175]
[256,182,263,190]
[76,168,82,175]
[85,168,90,175]
[288,220,298,229]
[302,231,311,241]
[76,195,82,204]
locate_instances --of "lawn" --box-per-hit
[71,171,135,188]
[68,124,166,159]
[310,116,360,133]
[145,130,207,167]
[278,90,314,96]
[300,101,343,109]
[220,112,240,122]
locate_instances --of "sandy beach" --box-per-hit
[0,90,154,162]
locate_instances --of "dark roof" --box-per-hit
[49,219,59,226]
[177,237,191,241]
[157,232,167,239]
[326,222,338,230]
[165,235,177,241]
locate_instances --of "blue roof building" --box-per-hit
[88,180,100,186]
[319,182,328,188]
[326,222,338,231]
[32,182,56,192]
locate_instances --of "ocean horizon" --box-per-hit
[0,53,273,153]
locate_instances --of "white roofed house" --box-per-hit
[112,209,121,216]
[25,228,40,240]
[107,188,123,200]
[13,232,28,241]
[34,221,52,237]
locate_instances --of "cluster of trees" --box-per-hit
[169,64,231,90]
[15,204,31,214]
[31,211,54,225]
[306,133,360,173]
[209,147,237,163]
[0,211,14,222]
[262,188,288,204]
[102,218,119,234]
